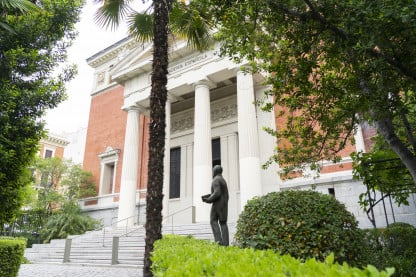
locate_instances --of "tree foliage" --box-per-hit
[61,163,97,200]
[199,0,416,181]
[94,0,213,50]
[3,157,98,244]
[0,0,83,226]
[0,0,40,33]
[352,141,416,211]
[32,157,67,216]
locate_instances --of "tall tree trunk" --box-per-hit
[143,0,171,276]
[360,79,416,183]
[375,116,416,183]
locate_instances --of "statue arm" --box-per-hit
[204,182,221,203]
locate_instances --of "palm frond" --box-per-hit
[0,21,15,33]
[0,0,40,13]
[169,1,213,50]
[94,0,134,30]
[127,11,153,43]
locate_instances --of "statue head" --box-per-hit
[213,165,223,177]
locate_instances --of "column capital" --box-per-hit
[121,104,145,113]
[167,93,181,103]
[234,64,253,74]
[193,79,216,90]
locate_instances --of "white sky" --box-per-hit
[44,1,131,135]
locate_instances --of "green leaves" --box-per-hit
[151,235,393,276]
[199,0,416,178]
[96,0,213,51]
[40,202,101,242]
[0,0,82,227]
[94,0,135,31]
[0,237,26,277]
[127,11,153,43]
[235,190,366,266]
[363,223,416,276]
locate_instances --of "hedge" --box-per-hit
[0,237,26,277]
[151,235,394,276]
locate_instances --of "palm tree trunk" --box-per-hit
[143,0,171,276]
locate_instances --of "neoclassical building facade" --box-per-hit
[81,37,416,228]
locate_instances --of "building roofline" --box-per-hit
[87,36,131,62]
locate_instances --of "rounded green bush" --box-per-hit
[364,222,416,276]
[235,190,365,266]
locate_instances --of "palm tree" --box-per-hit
[94,1,212,275]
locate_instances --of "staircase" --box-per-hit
[24,223,235,268]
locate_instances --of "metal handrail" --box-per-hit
[103,214,139,246]
[162,205,194,234]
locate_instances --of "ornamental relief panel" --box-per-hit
[171,102,237,135]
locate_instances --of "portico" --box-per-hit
[110,40,275,225]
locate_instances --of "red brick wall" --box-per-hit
[54,147,65,158]
[274,105,356,175]
[83,85,127,194]
[83,85,149,195]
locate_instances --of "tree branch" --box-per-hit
[399,108,416,153]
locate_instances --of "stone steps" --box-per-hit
[25,222,235,268]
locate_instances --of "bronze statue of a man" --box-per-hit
[202,165,229,246]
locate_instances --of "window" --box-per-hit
[328,188,335,197]
[98,147,120,195]
[169,147,181,199]
[44,149,53,158]
[102,163,115,194]
[212,138,221,167]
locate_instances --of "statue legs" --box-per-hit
[219,220,229,246]
[210,218,229,246]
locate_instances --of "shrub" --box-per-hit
[364,222,416,277]
[235,190,366,266]
[0,237,26,277]
[151,235,393,276]
[40,202,101,242]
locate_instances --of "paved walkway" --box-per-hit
[18,263,143,277]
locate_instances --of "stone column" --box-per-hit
[354,123,366,152]
[162,99,171,219]
[237,70,262,210]
[193,81,213,222]
[117,106,140,227]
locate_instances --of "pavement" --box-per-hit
[18,263,143,277]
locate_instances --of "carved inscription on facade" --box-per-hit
[171,102,237,134]
[169,53,210,74]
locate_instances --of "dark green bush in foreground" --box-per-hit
[0,237,26,277]
[364,222,416,277]
[151,235,393,276]
[235,190,366,266]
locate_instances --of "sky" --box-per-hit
[44,1,130,135]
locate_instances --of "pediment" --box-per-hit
[109,41,154,83]
[110,38,203,84]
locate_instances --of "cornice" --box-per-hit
[41,133,70,147]
[86,37,139,68]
